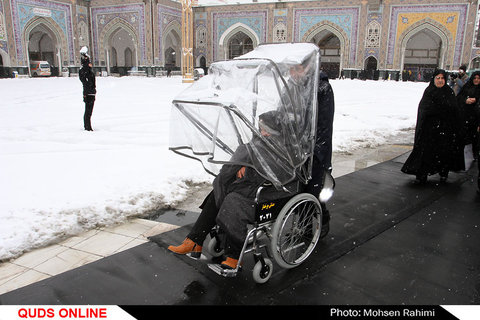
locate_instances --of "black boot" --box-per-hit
[414,174,427,184]
[320,208,330,239]
[477,176,480,195]
[439,170,448,182]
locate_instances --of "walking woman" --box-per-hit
[401,69,464,184]
[457,71,480,158]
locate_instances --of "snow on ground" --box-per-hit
[0,76,427,260]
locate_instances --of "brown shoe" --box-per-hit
[168,238,202,258]
[220,257,239,270]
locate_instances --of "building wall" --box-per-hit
[195,0,479,73]
[0,0,479,76]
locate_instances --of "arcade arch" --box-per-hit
[310,29,342,79]
[227,31,253,59]
[100,18,138,75]
[23,17,68,76]
[364,56,378,79]
[397,20,451,81]
[304,22,348,79]
[402,27,443,81]
[219,23,259,60]
[471,56,480,70]
[163,26,181,69]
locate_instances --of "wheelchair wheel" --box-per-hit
[207,237,224,258]
[252,258,273,284]
[271,193,322,269]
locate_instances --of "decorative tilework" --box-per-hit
[10,0,74,64]
[212,10,267,61]
[91,4,146,65]
[0,0,7,54]
[364,12,382,60]
[273,8,288,26]
[194,11,207,61]
[76,5,87,25]
[293,7,360,65]
[387,4,468,67]
[158,5,180,65]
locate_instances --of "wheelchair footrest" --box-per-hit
[207,263,239,278]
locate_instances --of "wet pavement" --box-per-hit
[1,149,479,305]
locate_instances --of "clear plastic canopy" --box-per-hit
[169,43,320,189]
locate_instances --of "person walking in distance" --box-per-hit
[79,47,96,131]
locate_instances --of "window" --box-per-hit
[365,21,381,48]
[196,27,206,48]
[273,23,287,43]
[228,32,253,59]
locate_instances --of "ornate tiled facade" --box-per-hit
[0,0,478,76]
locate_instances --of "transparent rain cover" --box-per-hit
[169,43,320,190]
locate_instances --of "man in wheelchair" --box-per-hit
[168,44,335,279]
[168,110,292,270]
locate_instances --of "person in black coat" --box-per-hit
[304,70,334,238]
[457,71,480,159]
[401,69,464,184]
[168,111,294,270]
[79,49,96,131]
[476,101,480,194]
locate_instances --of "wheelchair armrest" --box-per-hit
[255,182,273,204]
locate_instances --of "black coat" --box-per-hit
[214,138,295,246]
[304,71,334,197]
[79,66,96,96]
[314,71,334,172]
[457,71,480,145]
[401,70,464,176]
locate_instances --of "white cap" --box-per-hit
[80,46,88,55]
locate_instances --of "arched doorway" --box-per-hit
[108,27,136,76]
[199,56,207,74]
[471,56,480,70]
[403,28,442,81]
[28,24,57,76]
[312,30,341,79]
[164,47,177,72]
[163,28,181,72]
[227,31,253,59]
[365,56,378,80]
[0,54,5,78]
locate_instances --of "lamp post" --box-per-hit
[181,0,194,83]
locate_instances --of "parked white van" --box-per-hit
[30,61,51,77]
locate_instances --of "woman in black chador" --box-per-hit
[401,69,464,184]
[457,71,480,158]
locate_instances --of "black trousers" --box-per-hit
[477,134,480,190]
[83,95,95,130]
[187,191,244,259]
[304,156,331,224]
[187,191,218,246]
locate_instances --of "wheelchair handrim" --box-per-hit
[271,193,322,268]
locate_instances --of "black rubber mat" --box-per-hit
[1,153,479,305]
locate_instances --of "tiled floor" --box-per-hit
[0,143,412,295]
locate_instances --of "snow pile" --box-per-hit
[0,76,426,260]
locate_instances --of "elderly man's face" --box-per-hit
[289,64,307,83]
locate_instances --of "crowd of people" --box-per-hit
[401,65,480,193]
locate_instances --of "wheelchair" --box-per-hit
[169,43,333,283]
[206,173,334,283]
